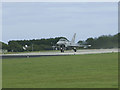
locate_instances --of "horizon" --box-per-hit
[1,32,118,44]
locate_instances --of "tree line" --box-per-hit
[1,37,67,52]
[82,33,119,49]
[1,33,120,52]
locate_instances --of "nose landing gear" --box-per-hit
[60,48,64,52]
[60,45,65,52]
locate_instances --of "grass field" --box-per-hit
[2,53,118,88]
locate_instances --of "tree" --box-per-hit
[8,41,23,52]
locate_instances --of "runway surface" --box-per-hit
[1,49,118,58]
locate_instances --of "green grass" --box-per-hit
[2,53,118,88]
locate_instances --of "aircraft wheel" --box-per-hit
[74,49,77,52]
[60,48,64,52]
[73,48,77,52]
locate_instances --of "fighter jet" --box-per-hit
[56,33,91,52]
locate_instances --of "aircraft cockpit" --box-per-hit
[59,38,68,41]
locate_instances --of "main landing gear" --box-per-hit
[73,47,77,52]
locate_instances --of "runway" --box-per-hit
[1,49,118,59]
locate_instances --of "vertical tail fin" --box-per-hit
[71,33,76,43]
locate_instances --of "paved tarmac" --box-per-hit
[1,49,118,59]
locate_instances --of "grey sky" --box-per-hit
[2,2,118,43]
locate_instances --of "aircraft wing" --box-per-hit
[68,44,91,48]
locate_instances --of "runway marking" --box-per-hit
[1,49,118,58]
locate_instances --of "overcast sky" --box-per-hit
[2,2,118,43]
